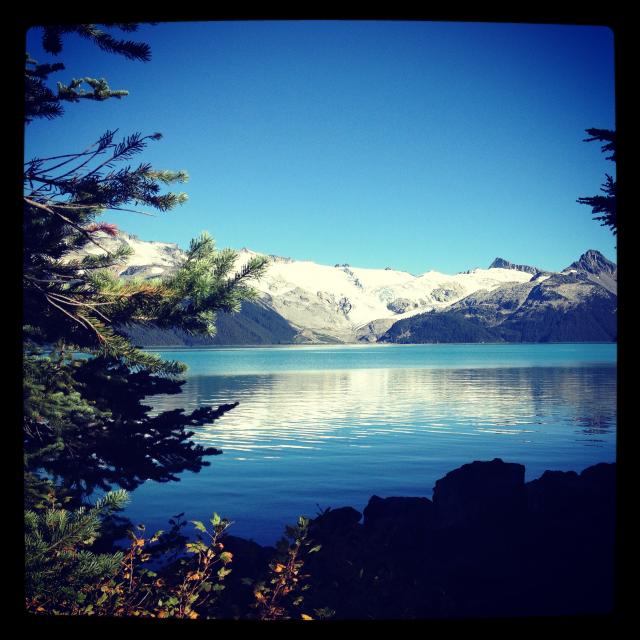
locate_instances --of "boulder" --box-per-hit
[222,535,275,577]
[579,462,616,497]
[310,506,362,537]
[432,458,526,528]
[526,469,582,516]
[526,463,616,521]
[363,495,434,533]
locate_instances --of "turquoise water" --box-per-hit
[122,343,616,545]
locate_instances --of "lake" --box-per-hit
[122,343,617,545]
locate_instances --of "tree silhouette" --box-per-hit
[23,24,267,504]
[25,23,150,123]
[577,128,616,235]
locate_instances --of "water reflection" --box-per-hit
[149,366,616,458]
[127,362,615,544]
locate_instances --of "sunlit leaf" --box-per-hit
[191,520,206,533]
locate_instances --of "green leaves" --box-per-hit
[191,520,207,533]
[25,501,335,620]
[94,489,130,512]
[217,567,232,579]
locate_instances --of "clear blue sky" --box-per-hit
[24,20,616,274]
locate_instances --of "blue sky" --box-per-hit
[24,20,616,274]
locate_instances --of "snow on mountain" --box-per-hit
[69,231,185,280]
[234,248,533,341]
[76,232,586,343]
[381,250,618,344]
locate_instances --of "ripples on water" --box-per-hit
[167,366,615,454]
[124,345,616,545]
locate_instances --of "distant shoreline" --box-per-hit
[140,341,618,350]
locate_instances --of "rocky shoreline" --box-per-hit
[219,458,616,619]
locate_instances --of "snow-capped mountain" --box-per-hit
[235,248,539,342]
[76,232,536,342]
[73,233,616,344]
[72,232,185,279]
[380,251,617,344]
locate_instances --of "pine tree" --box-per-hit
[22,25,330,622]
[25,23,151,123]
[25,490,130,607]
[23,129,267,374]
[577,128,617,235]
[23,24,267,505]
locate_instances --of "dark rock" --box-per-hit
[579,461,616,495]
[310,506,362,536]
[363,495,434,533]
[565,249,617,277]
[386,298,414,314]
[489,257,540,275]
[433,458,526,528]
[222,535,275,577]
[430,287,459,303]
[337,296,352,315]
[525,283,566,302]
[526,469,582,516]
[214,459,616,619]
[525,463,615,521]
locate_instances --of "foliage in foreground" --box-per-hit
[249,517,326,620]
[25,491,327,620]
[23,23,327,622]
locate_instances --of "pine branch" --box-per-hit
[39,133,117,181]
[24,197,113,255]
[578,128,617,235]
[583,128,616,161]
[75,24,152,61]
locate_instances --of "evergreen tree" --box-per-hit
[23,24,267,505]
[21,26,328,620]
[25,490,130,606]
[25,488,238,618]
[23,130,267,374]
[577,128,617,235]
[25,23,151,123]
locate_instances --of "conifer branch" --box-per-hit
[25,131,116,168]
[43,293,93,331]
[24,197,113,255]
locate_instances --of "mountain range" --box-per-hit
[76,232,617,345]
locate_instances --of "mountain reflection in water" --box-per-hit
[124,348,615,545]
[149,366,615,460]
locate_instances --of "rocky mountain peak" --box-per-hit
[489,258,539,276]
[565,250,616,277]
